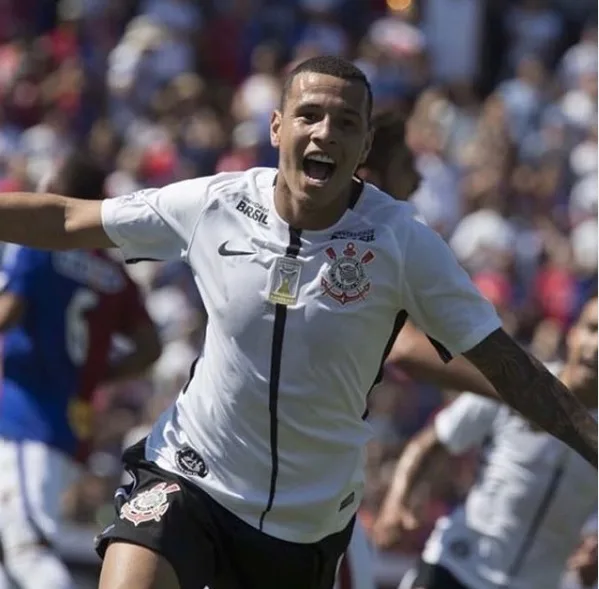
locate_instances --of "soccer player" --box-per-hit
[0,56,595,589]
[0,152,161,589]
[373,295,598,589]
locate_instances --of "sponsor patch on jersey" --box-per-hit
[236,197,269,226]
[321,242,374,305]
[175,446,208,477]
[120,482,180,526]
[330,229,375,242]
[268,256,303,306]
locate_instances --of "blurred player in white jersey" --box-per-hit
[0,56,596,589]
[374,295,598,589]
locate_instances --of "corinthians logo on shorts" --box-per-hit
[321,242,375,305]
[120,482,180,526]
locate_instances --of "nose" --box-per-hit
[312,116,338,145]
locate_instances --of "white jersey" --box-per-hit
[423,392,598,589]
[101,167,501,543]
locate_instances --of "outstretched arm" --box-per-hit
[401,220,597,468]
[464,328,598,467]
[0,192,112,249]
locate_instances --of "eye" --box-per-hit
[299,112,319,124]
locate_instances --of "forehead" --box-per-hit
[286,72,369,118]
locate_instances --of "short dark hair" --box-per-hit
[58,150,108,200]
[280,55,373,119]
[363,109,410,173]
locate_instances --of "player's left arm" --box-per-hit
[402,220,597,468]
[463,328,598,466]
[104,277,161,383]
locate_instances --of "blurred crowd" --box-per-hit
[0,0,596,585]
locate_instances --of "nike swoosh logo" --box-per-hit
[218,241,254,257]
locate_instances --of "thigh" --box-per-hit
[95,442,217,589]
[99,541,180,589]
[413,561,469,589]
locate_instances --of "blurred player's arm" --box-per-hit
[372,393,497,549]
[387,320,498,398]
[0,193,111,249]
[372,424,441,549]
[104,322,161,384]
[104,277,162,384]
[463,329,598,467]
[0,291,24,330]
[0,246,45,330]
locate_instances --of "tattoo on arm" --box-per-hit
[464,328,598,467]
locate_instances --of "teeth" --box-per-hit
[306,153,335,164]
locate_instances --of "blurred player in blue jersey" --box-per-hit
[0,152,161,589]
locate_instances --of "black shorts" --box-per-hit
[95,440,354,589]
[413,560,469,589]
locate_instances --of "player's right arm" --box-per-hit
[372,394,498,549]
[0,177,214,256]
[0,193,111,250]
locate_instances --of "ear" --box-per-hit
[270,110,282,148]
[358,126,374,167]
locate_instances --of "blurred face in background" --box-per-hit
[358,110,420,200]
[565,297,598,405]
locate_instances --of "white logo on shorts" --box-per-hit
[120,482,180,526]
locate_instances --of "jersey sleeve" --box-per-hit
[434,393,500,455]
[101,176,216,263]
[401,218,502,358]
[0,245,47,299]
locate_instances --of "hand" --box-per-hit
[568,534,598,587]
[372,503,422,550]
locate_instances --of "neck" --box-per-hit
[273,177,353,231]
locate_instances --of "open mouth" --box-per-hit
[302,153,336,184]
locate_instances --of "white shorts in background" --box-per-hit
[335,518,376,589]
[0,438,81,550]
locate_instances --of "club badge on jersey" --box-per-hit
[268,257,303,306]
[322,242,374,305]
[120,482,181,526]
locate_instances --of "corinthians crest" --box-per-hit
[322,242,375,305]
[120,482,180,526]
